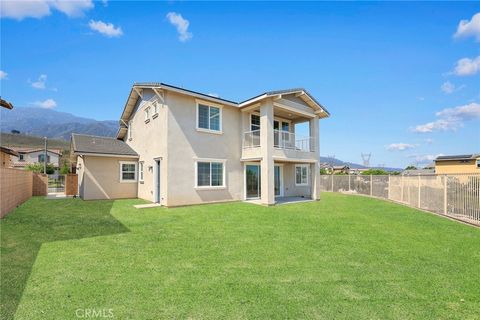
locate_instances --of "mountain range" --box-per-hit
[0,107,118,140]
[1,107,401,171]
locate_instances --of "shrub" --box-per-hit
[25,163,55,174]
[361,169,389,175]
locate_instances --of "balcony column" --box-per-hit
[310,115,321,200]
[260,99,275,205]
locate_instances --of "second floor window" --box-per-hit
[19,154,24,161]
[38,154,50,163]
[197,103,221,132]
[251,114,260,131]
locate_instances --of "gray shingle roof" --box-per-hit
[71,134,138,157]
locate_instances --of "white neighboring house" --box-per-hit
[10,147,62,171]
[71,83,330,206]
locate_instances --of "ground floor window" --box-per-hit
[195,159,225,188]
[120,161,137,182]
[295,164,309,186]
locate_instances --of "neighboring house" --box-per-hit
[320,162,333,174]
[0,146,19,168]
[348,168,369,175]
[71,83,330,206]
[9,147,62,169]
[332,165,349,174]
[434,154,480,174]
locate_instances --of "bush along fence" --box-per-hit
[320,174,480,226]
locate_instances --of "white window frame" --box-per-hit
[477,159,480,169]
[152,101,159,118]
[139,161,144,182]
[144,106,151,123]
[194,158,226,189]
[295,164,309,186]
[196,99,223,134]
[119,161,138,183]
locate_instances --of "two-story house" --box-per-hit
[71,83,330,206]
[10,147,62,169]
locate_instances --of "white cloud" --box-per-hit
[0,0,93,20]
[166,12,192,42]
[454,12,480,42]
[50,0,93,17]
[386,143,416,151]
[88,20,123,37]
[453,56,480,76]
[440,81,455,94]
[409,154,444,163]
[31,74,47,89]
[416,97,425,101]
[413,102,480,133]
[33,98,57,109]
[424,138,434,144]
[0,70,7,80]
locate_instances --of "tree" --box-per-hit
[361,168,388,175]
[320,168,329,175]
[60,161,70,174]
[25,162,55,174]
[405,165,417,170]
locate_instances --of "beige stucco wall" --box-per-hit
[124,89,168,204]
[76,156,85,198]
[117,88,322,206]
[435,159,480,174]
[78,155,137,200]
[164,91,243,206]
[281,163,312,197]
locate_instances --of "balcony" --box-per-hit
[242,129,317,161]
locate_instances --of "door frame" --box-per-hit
[274,164,284,197]
[153,159,161,204]
[244,162,261,200]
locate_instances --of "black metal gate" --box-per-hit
[48,175,65,193]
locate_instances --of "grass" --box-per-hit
[1,193,479,319]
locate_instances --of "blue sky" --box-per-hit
[1,1,479,168]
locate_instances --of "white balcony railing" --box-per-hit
[243,130,261,148]
[243,129,315,152]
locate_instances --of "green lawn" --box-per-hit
[1,194,479,319]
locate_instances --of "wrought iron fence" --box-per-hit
[48,174,65,193]
[320,174,480,226]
